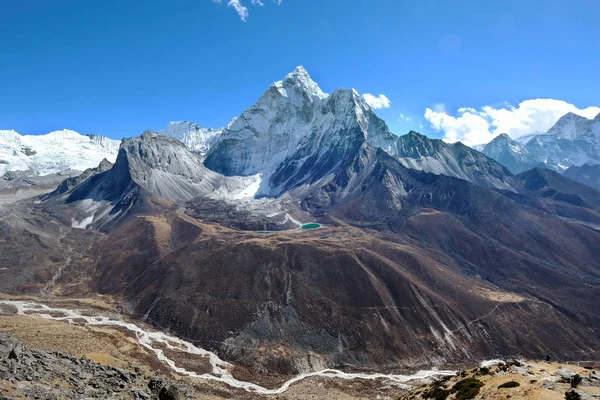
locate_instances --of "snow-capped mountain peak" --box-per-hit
[273,65,328,102]
[546,112,593,140]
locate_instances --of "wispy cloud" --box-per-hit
[362,93,391,110]
[213,0,282,21]
[399,113,412,122]
[424,99,600,146]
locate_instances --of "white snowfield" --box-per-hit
[0,129,120,176]
[0,300,456,395]
[159,121,222,157]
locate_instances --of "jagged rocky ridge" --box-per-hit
[43,158,114,200]
[42,131,265,230]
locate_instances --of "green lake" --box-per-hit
[301,223,321,230]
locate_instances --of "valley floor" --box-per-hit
[0,295,428,399]
[2,295,598,399]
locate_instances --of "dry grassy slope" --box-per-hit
[84,203,600,375]
[0,201,102,296]
[405,360,600,400]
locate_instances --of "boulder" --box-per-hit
[565,388,600,400]
[0,333,24,360]
[555,367,577,381]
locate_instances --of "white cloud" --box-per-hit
[363,93,391,110]
[228,0,249,20]
[399,113,412,122]
[424,99,600,146]
[213,0,281,21]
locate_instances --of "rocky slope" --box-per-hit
[26,128,600,376]
[564,163,600,190]
[42,131,264,230]
[43,158,114,200]
[397,131,517,190]
[0,333,192,399]
[515,167,600,212]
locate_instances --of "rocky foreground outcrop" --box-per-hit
[0,333,191,400]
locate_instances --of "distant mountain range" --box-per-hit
[1,67,515,196]
[480,112,600,174]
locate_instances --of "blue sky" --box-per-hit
[1,0,599,144]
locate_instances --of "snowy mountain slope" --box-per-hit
[205,66,515,193]
[482,134,539,174]
[513,133,538,145]
[159,121,222,156]
[266,87,403,197]
[478,112,600,172]
[545,112,596,140]
[0,129,120,176]
[524,112,600,169]
[205,66,331,178]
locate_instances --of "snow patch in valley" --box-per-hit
[71,212,96,229]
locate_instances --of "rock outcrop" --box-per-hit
[0,333,191,400]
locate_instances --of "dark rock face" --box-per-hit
[43,158,114,200]
[564,163,600,190]
[0,333,190,400]
[397,131,518,190]
[516,167,600,211]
